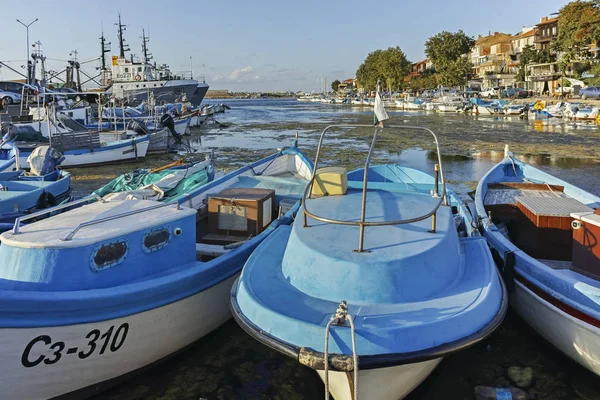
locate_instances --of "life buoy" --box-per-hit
[106,78,112,85]
[134,75,142,81]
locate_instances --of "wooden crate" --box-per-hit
[517,196,592,260]
[207,188,275,237]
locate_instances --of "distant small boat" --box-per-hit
[471,98,501,115]
[232,124,507,400]
[504,103,527,116]
[475,149,600,376]
[437,97,466,112]
[0,143,313,399]
[0,146,71,231]
[14,133,151,169]
[574,106,599,121]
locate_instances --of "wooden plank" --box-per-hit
[487,182,565,191]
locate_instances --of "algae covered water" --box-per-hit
[89,99,600,400]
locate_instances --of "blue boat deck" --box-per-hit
[235,179,504,356]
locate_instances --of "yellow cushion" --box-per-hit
[311,167,348,196]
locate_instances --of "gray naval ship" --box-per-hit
[102,16,209,106]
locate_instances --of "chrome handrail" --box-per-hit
[12,194,103,234]
[302,124,448,252]
[61,201,181,241]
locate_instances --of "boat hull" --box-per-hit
[316,359,441,400]
[511,279,600,375]
[437,105,459,112]
[17,136,150,168]
[0,273,238,400]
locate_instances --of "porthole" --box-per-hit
[142,227,171,253]
[91,240,128,271]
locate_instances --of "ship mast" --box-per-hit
[141,28,152,64]
[99,30,111,71]
[115,13,130,58]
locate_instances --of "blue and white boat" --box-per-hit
[231,124,507,400]
[0,144,312,399]
[0,146,71,233]
[475,147,600,376]
[574,106,599,121]
[471,98,502,115]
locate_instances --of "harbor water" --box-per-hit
[84,99,600,400]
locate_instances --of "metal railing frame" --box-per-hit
[302,124,448,253]
[61,201,180,241]
[12,194,103,234]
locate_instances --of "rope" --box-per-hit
[323,301,359,400]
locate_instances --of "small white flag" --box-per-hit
[373,92,389,125]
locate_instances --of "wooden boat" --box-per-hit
[231,124,507,400]
[0,144,312,399]
[475,148,600,376]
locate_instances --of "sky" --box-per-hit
[0,0,571,92]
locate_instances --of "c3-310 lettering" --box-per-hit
[21,323,129,368]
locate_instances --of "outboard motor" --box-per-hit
[27,146,65,176]
[160,113,182,142]
[1,122,17,142]
[127,119,150,136]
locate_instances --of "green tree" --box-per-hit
[556,0,600,56]
[408,74,439,92]
[425,30,475,87]
[536,48,555,63]
[331,79,341,92]
[356,47,411,91]
[517,45,538,81]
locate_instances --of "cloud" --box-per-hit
[212,74,225,82]
[263,63,277,68]
[229,65,254,81]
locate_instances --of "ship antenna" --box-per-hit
[141,28,152,63]
[115,13,130,58]
[99,28,111,71]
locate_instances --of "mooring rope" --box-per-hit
[324,301,359,400]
